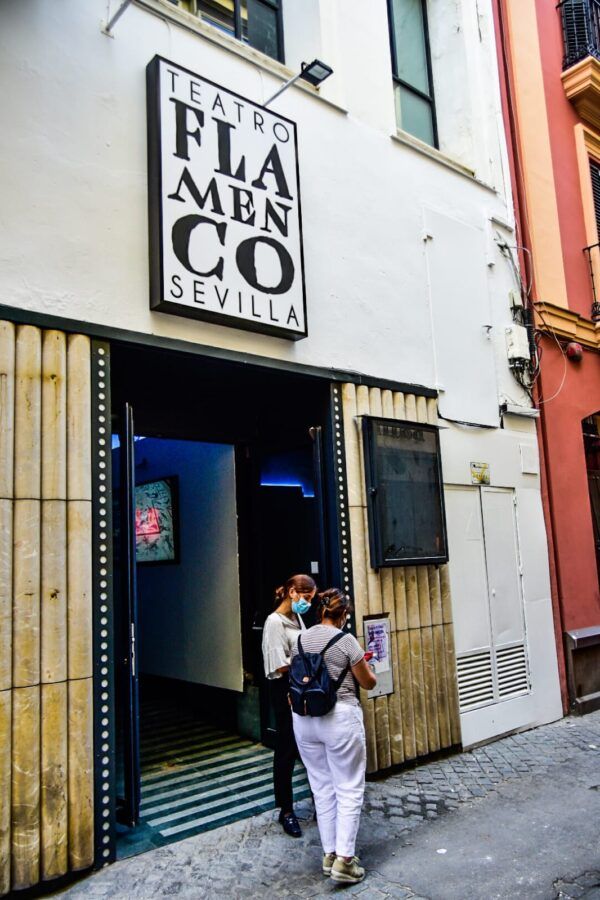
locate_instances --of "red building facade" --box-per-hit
[495,0,600,712]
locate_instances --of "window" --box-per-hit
[590,158,600,237]
[387,0,437,147]
[362,417,448,567]
[168,0,284,63]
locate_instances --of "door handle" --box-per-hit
[131,622,136,678]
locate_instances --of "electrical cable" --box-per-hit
[535,304,569,405]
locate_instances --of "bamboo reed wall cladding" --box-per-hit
[341,383,461,773]
[0,323,94,895]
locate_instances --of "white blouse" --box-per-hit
[262,611,306,680]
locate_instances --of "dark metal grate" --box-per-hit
[559,0,600,69]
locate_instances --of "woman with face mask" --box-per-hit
[262,573,317,837]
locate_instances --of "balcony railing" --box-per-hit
[559,0,600,70]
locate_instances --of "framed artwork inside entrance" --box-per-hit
[135,475,180,564]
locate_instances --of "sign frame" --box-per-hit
[363,614,394,699]
[146,55,308,340]
[362,415,449,568]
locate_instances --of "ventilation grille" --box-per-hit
[456,650,494,710]
[456,642,530,712]
[496,644,530,698]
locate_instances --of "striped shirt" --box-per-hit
[291,624,364,706]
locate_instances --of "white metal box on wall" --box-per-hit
[440,423,562,748]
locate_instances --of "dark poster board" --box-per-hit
[362,417,448,568]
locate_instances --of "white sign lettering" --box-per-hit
[147,56,307,339]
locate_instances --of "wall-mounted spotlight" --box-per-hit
[264,59,334,107]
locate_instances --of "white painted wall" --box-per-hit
[135,438,243,693]
[0,0,523,409]
[0,0,562,737]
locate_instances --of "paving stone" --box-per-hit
[52,711,600,899]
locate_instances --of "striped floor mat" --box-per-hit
[116,701,310,859]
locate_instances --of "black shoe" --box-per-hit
[278,810,302,837]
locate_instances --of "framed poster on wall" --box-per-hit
[135,475,180,564]
[363,614,394,698]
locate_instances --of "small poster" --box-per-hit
[135,476,179,564]
[363,615,394,698]
[365,620,390,675]
[470,461,490,485]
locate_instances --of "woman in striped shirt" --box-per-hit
[291,588,376,885]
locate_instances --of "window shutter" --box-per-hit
[561,0,591,67]
[590,159,600,239]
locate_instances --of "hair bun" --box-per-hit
[316,587,353,623]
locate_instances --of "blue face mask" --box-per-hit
[292,598,311,616]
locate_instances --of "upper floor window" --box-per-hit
[387,0,437,147]
[590,158,600,236]
[168,0,284,63]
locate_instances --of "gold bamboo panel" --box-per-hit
[14,326,41,501]
[13,500,40,688]
[0,501,12,692]
[421,626,440,753]
[0,689,11,896]
[342,383,362,509]
[417,566,431,627]
[68,678,94,871]
[405,567,419,629]
[397,630,416,760]
[388,638,404,765]
[393,392,406,420]
[349,506,368,633]
[11,685,40,891]
[355,384,370,419]
[393,567,408,632]
[433,624,451,748]
[381,568,396,632]
[363,506,382,618]
[360,689,378,774]
[41,501,67,684]
[426,396,438,425]
[41,682,68,880]
[409,629,428,756]
[368,387,383,418]
[381,389,394,419]
[416,395,428,425]
[404,393,417,422]
[444,623,462,745]
[41,331,67,501]
[67,502,92,681]
[428,566,443,626]
[374,696,391,770]
[0,321,15,500]
[67,335,91,502]
[440,564,453,623]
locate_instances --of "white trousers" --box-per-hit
[293,701,366,858]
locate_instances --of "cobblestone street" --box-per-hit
[51,710,600,899]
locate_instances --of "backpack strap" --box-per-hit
[321,632,352,691]
[297,635,307,659]
[321,632,346,656]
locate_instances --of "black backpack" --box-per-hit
[289,632,350,717]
